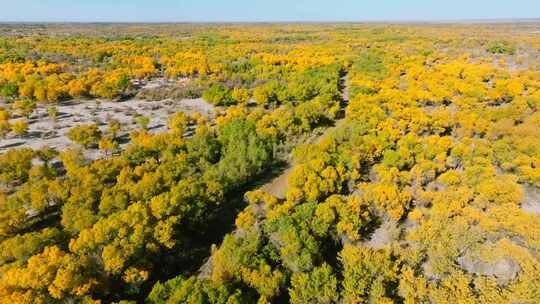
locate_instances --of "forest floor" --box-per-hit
[0,97,215,157]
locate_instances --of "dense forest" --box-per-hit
[0,23,539,303]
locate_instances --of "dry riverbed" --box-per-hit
[0,97,215,156]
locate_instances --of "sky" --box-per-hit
[0,0,539,23]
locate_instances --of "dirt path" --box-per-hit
[197,70,351,279]
[259,70,350,198]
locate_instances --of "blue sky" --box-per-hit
[1,0,539,22]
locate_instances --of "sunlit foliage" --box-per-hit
[0,22,539,303]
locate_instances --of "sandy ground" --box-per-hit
[259,167,292,199]
[362,219,399,249]
[0,97,215,155]
[522,186,540,215]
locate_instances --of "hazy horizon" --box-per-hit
[1,19,540,25]
[1,0,539,23]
